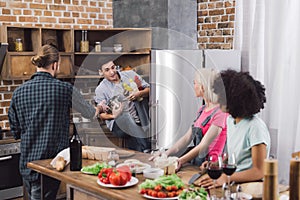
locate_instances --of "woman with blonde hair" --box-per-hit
[150,68,228,171]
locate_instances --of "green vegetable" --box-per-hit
[139,174,185,190]
[179,187,208,200]
[81,162,111,175]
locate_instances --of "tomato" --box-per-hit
[139,188,147,194]
[165,186,173,191]
[98,168,113,184]
[116,165,132,181]
[109,171,128,186]
[157,191,167,198]
[154,184,162,191]
[171,185,178,191]
[151,191,158,197]
[167,192,175,197]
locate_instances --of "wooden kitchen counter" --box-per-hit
[27,151,202,200]
[27,151,289,200]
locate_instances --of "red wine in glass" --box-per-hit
[223,164,237,176]
[207,166,223,179]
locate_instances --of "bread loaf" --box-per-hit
[55,156,66,171]
[82,146,116,161]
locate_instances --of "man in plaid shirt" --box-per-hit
[8,44,103,200]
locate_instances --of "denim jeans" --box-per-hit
[23,175,60,200]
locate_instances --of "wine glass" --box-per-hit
[207,155,223,200]
[222,152,237,199]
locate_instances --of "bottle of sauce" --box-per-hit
[15,38,23,52]
[69,123,82,171]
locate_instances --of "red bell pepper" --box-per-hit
[98,167,113,184]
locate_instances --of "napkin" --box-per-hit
[50,148,70,168]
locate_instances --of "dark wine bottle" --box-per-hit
[69,123,82,171]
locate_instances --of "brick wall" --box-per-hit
[197,0,235,49]
[0,0,112,130]
[0,0,236,130]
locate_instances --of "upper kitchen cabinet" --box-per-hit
[41,28,74,78]
[73,28,151,79]
[0,25,74,80]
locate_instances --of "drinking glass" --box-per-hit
[207,155,223,200]
[222,152,237,199]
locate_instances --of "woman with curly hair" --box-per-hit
[198,69,271,188]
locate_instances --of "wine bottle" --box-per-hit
[69,123,82,171]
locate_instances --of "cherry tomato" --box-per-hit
[154,184,162,191]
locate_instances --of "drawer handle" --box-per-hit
[0,155,12,161]
[23,71,28,75]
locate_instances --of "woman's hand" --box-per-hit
[196,174,227,189]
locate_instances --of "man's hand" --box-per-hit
[112,101,123,118]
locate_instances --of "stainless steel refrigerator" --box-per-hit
[150,49,241,151]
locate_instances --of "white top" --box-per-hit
[226,115,271,172]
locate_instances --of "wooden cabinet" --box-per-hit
[1,25,74,80]
[1,26,151,80]
[73,28,151,79]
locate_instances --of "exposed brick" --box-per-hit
[218,22,234,29]
[198,37,208,43]
[90,13,96,18]
[44,11,52,16]
[199,30,206,37]
[34,10,42,16]
[4,93,12,100]
[2,8,10,14]
[199,3,207,9]
[226,37,233,43]
[30,3,47,10]
[23,10,32,15]
[0,115,8,121]
[199,10,208,16]
[73,0,79,5]
[98,2,105,7]
[223,29,232,35]
[201,24,216,30]
[59,18,74,23]
[0,108,3,115]
[86,7,100,13]
[13,9,22,15]
[102,8,112,14]
[216,2,224,8]
[207,44,222,49]
[19,16,38,22]
[199,44,206,49]
[3,80,12,85]
[54,0,61,4]
[9,2,28,8]
[210,37,224,43]
[0,101,10,107]
[77,19,92,24]
[90,1,96,7]
[49,5,65,10]
[0,87,8,92]
[0,16,17,22]
[208,3,215,9]
[204,17,211,23]
[226,8,235,15]
[212,16,221,22]
[68,6,84,12]
[40,17,57,23]
[209,9,224,16]
[81,13,88,18]
[72,12,80,17]
[64,12,70,17]
[229,15,235,21]
[94,20,110,25]
[221,15,229,21]
[54,11,62,17]
[10,86,19,92]
[63,0,71,4]
[44,0,53,3]
[225,1,234,7]
[0,2,6,7]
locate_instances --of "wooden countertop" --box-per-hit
[0,138,20,145]
[27,151,201,200]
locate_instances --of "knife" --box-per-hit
[188,169,206,185]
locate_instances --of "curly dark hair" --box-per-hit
[213,69,266,119]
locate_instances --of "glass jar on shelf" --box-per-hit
[15,38,23,52]
[95,41,101,52]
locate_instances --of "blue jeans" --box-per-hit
[23,175,60,200]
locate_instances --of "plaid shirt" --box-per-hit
[8,72,96,181]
